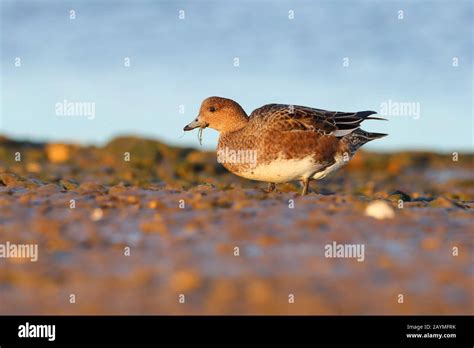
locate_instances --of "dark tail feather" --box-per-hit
[354,111,387,121]
[365,116,388,121]
[364,131,388,140]
[333,110,388,135]
[355,110,377,118]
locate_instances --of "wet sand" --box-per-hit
[0,136,472,314]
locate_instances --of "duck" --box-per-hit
[183,96,387,195]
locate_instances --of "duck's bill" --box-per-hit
[183,119,207,131]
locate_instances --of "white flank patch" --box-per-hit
[311,154,347,180]
[238,156,324,183]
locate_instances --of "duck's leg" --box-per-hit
[266,182,276,193]
[301,178,310,196]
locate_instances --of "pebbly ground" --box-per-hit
[0,136,472,314]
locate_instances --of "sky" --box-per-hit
[0,0,472,152]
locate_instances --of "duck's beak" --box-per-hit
[183,117,207,131]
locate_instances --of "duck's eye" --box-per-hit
[209,106,216,112]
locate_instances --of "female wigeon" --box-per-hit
[184,96,387,195]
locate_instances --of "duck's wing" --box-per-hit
[249,104,385,137]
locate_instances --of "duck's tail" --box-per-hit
[342,129,388,153]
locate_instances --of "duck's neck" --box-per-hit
[219,106,249,133]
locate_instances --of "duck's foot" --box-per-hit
[264,182,276,193]
[301,178,310,196]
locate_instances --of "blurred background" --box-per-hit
[0,0,472,315]
[1,0,472,152]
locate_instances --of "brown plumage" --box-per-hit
[184,96,387,195]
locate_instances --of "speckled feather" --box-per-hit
[218,104,384,175]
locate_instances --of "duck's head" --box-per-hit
[183,96,248,134]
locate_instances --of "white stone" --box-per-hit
[90,208,103,221]
[365,200,395,220]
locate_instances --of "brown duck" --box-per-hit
[184,96,387,195]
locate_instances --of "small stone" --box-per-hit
[0,173,21,186]
[90,208,104,221]
[0,173,39,189]
[60,179,79,191]
[389,190,411,202]
[365,200,395,220]
[79,182,107,194]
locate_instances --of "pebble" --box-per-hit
[389,190,411,202]
[90,208,104,221]
[365,200,395,220]
[0,173,20,186]
[78,182,107,194]
[60,179,79,191]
